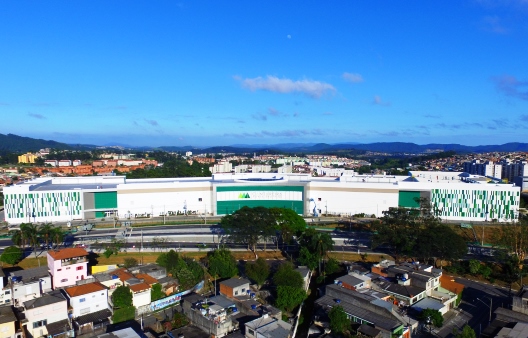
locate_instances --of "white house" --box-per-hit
[23,290,70,338]
[8,266,52,306]
[63,282,110,318]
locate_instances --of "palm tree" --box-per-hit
[19,223,40,259]
[11,230,24,248]
[39,222,54,248]
[50,227,65,248]
[310,232,334,274]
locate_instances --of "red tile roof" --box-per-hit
[113,268,135,282]
[136,273,158,286]
[48,248,89,260]
[129,282,150,293]
[65,282,107,298]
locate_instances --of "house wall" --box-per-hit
[25,301,68,338]
[48,255,88,289]
[70,290,109,318]
[0,321,16,338]
[219,284,233,298]
[132,290,151,308]
[232,284,249,297]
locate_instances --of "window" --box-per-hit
[32,320,47,329]
[79,298,86,303]
[241,288,245,293]
[318,198,321,201]
[57,269,62,271]
[248,329,255,336]
[66,267,70,270]
[60,278,68,283]
[77,266,83,270]
[101,293,104,295]
[198,198,202,202]
[235,291,238,296]
[4,290,10,295]
[92,295,96,298]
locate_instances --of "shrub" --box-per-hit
[123,257,138,268]
[112,306,135,323]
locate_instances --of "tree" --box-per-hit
[492,215,528,269]
[270,208,306,246]
[275,286,306,312]
[328,306,350,334]
[245,257,270,287]
[123,257,138,268]
[372,207,419,258]
[298,246,318,271]
[38,223,55,247]
[0,246,23,265]
[300,228,334,272]
[50,227,65,248]
[156,250,180,272]
[173,312,189,329]
[325,258,340,275]
[112,285,133,308]
[151,283,165,301]
[273,262,303,289]
[419,308,443,327]
[454,325,476,338]
[220,206,277,255]
[469,260,481,275]
[207,248,238,279]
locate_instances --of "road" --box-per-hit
[435,276,511,338]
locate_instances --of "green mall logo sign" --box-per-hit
[238,193,250,199]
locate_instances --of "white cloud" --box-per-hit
[372,95,391,106]
[237,75,335,98]
[342,72,364,83]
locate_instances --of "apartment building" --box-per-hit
[47,248,89,289]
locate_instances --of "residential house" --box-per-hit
[23,290,70,338]
[295,266,311,290]
[92,271,123,296]
[315,284,415,338]
[0,305,20,338]
[47,248,89,289]
[63,282,110,318]
[245,315,292,338]
[8,266,52,306]
[181,293,241,337]
[113,269,151,308]
[334,274,369,291]
[63,282,111,335]
[128,264,166,280]
[219,278,250,298]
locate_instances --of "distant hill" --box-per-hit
[2,132,528,154]
[0,133,75,152]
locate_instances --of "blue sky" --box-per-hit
[1,1,528,148]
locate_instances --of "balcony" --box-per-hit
[61,257,87,266]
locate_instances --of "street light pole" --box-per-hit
[477,297,492,324]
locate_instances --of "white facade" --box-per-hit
[65,284,109,318]
[23,291,68,338]
[4,172,522,224]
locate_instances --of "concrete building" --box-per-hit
[245,315,292,338]
[219,278,250,299]
[23,290,70,338]
[18,153,37,164]
[8,266,52,306]
[0,305,19,338]
[47,248,89,289]
[3,172,521,224]
[63,282,110,318]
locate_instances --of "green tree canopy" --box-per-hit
[273,262,304,289]
[275,286,306,312]
[0,246,23,265]
[245,257,270,287]
[156,250,181,272]
[328,305,350,334]
[207,248,239,279]
[151,283,165,301]
[112,285,133,308]
[454,325,476,338]
[220,206,276,254]
[299,228,334,258]
[419,308,444,327]
[298,246,319,271]
[270,207,306,244]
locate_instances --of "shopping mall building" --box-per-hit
[3,171,521,224]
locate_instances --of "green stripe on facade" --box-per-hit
[94,191,117,217]
[398,191,421,208]
[216,185,304,192]
[217,200,304,215]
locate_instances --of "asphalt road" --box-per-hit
[435,276,511,337]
